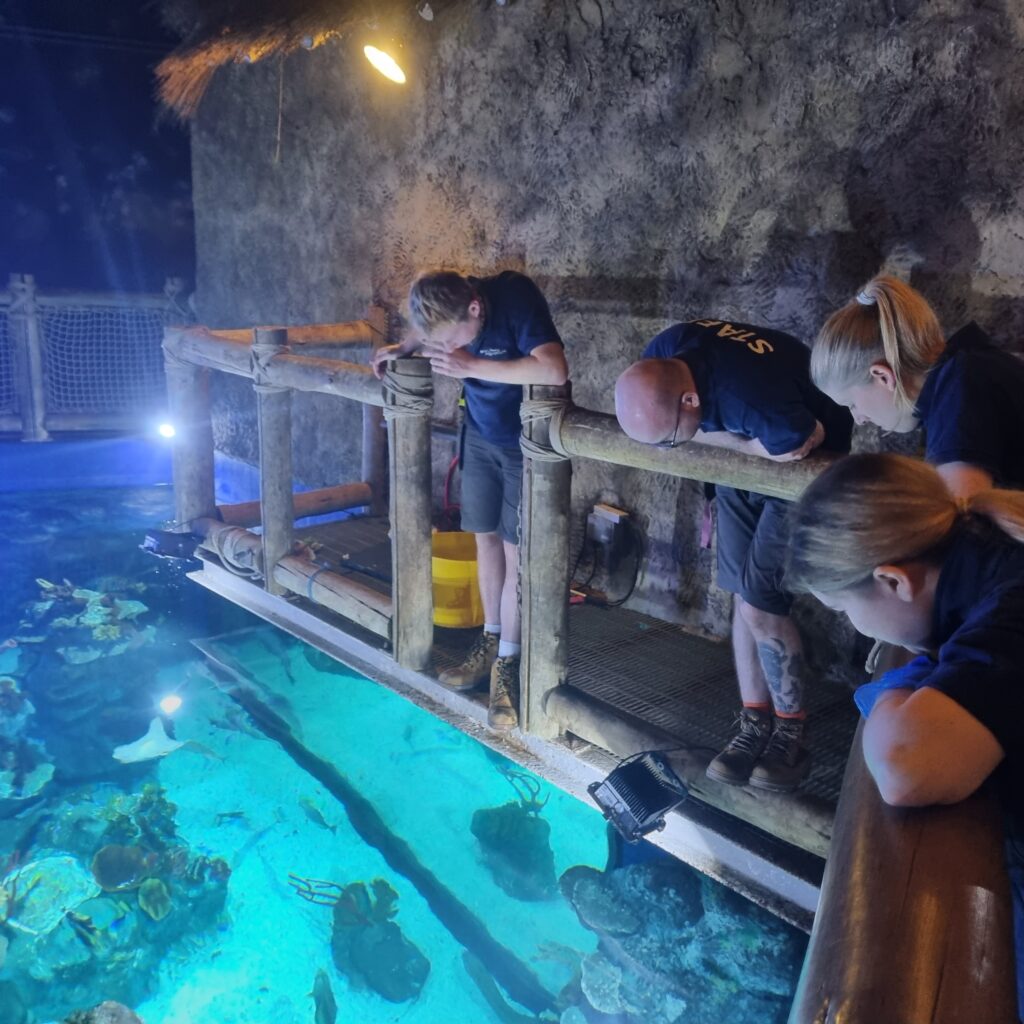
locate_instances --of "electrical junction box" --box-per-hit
[586,503,630,573]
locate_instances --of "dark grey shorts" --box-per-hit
[460,426,523,544]
[715,487,793,616]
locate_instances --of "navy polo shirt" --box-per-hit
[642,319,852,455]
[921,522,1024,778]
[915,323,1024,487]
[461,272,562,449]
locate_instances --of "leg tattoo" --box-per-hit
[756,639,805,715]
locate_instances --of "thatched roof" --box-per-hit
[156,0,464,118]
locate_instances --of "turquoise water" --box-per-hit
[0,469,806,1023]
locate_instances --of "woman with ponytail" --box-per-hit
[812,276,1024,497]
[787,452,1024,1013]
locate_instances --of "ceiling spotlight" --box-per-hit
[158,422,176,439]
[159,694,183,715]
[364,44,407,84]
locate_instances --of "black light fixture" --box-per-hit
[588,750,689,844]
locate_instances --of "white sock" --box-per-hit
[498,640,521,659]
[484,623,501,635]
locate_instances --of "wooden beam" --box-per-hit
[551,407,836,501]
[789,648,1017,1023]
[362,306,389,516]
[286,321,376,345]
[217,481,372,527]
[163,326,385,406]
[253,327,293,596]
[386,358,434,670]
[163,335,216,525]
[519,385,572,738]
[273,556,392,639]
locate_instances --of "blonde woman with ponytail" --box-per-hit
[787,452,1024,1015]
[812,275,1024,497]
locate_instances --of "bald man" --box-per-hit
[615,317,852,792]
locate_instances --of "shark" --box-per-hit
[112,718,221,764]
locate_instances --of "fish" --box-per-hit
[214,810,248,827]
[299,797,337,834]
[310,968,338,1024]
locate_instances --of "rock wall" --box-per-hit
[187,0,1024,641]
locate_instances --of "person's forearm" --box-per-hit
[465,355,567,386]
[691,430,769,458]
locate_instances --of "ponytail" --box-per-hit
[811,276,946,410]
[786,453,1024,594]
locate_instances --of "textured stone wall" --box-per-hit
[188,0,1024,646]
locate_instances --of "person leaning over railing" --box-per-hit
[372,269,567,732]
[614,317,852,793]
[786,452,1024,1020]
[812,274,1024,497]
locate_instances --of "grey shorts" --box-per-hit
[715,487,793,616]
[460,426,523,544]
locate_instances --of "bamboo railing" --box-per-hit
[162,311,434,670]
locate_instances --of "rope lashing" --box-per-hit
[381,364,433,421]
[519,397,572,461]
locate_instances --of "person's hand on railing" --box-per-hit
[370,342,414,379]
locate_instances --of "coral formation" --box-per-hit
[90,846,159,893]
[559,860,805,1024]
[137,879,172,922]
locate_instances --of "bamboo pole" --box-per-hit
[551,407,835,501]
[218,481,372,527]
[163,333,216,526]
[286,321,377,345]
[519,385,572,738]
[789,647,1016,1023]
[191,518,392,639]
[163,326,386,406]
[273,557,392,639]
[386,358,434,670]
[362,306,389,516]
[253,327,293,597]
[9,274,49,442]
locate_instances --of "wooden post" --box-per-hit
[386,358,434,670]
[9,274,49,442]
[519,384,572,738]
[788,723,1016,1022]
[363,306,389,515]
[163,331,216,527]
[253,327,293,596]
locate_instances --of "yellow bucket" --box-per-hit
[432,531,483,628]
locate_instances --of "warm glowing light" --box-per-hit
[364,45,406,84]
[159,695,183,714]
[158,422,176,438]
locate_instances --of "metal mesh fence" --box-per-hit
[39,303,170,414]
[0,306,17,415]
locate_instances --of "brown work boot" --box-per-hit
[749,717,811,793]
[487,655,520,731]
[705,708,772,786]
[438,631,499,692]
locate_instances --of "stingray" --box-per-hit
[112,718,220,764]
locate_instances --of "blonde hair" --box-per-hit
[811,275,946,410]
[408,271,476,332]
[786,453,1024,594]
